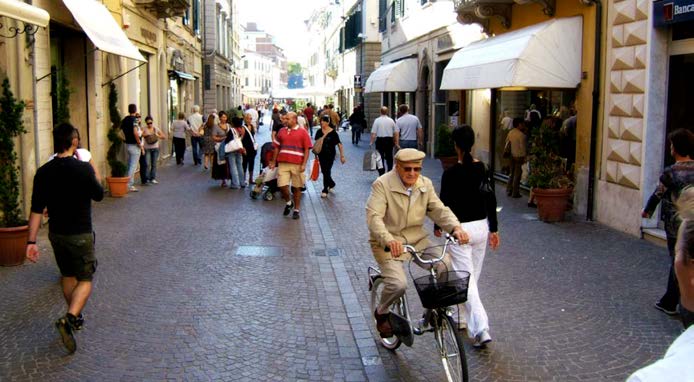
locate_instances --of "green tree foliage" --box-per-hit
[52,67,71,127]
[0,78,27,227]
[527,118,573,189]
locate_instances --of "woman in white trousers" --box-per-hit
[438,124,500,348]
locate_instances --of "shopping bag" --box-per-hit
[363,150,375,171]
[372,151,383,170]
[310,159,320,181]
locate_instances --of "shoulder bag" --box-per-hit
[144,128,159,145]
[244,126,258,150]
[312,135,325,155]
[224,128,243,153]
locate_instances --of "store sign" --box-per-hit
[354,74,362,88]
[141,28,157,43]
[654,0,694,27]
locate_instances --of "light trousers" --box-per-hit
[448,218,490,338]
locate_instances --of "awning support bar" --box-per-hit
[37,48,99,83]
[101,61,147,87]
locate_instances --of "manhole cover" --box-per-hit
[313,248,343,257]
[236,246,282,257]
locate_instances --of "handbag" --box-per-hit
[363,150,375,171]
[224,129,243,153]
[310,158,320,181]
[144,128,159,145]
[479,164,494,200]
[312,135,325,155]
[215,143,226,164]
[244,126,258,151]
[371,150,383,171]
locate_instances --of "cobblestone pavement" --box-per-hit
[0,119,684,381]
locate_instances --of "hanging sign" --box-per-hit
[654,0,694,27]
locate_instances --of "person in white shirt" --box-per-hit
[627,188,694,381]
[244,104,259,132]
[394,104,422,150]
[187,105,204,166]
[369,106,396,175]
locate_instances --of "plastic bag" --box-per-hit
[310,159,320,181]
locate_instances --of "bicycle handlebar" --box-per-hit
[384,234,458,264]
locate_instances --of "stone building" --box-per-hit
[202,0,234,115]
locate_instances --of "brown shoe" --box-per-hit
[374,309,393,338]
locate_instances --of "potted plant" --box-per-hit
[0,78,28,266]
[105,83,129,197]
[435,123,457,170]
[527,117,573,222]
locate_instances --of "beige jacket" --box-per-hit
[366,171,460,263]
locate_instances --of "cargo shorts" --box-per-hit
[48,232,97,281]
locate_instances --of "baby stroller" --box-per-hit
[250,142,279,200]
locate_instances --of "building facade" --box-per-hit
[202,0,233,115]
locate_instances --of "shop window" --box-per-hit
[183,9,189,26]
[193,0,200,35]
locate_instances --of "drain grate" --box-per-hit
[235,246,282,257]
[313,248,343,257]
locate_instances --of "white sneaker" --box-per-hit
[150,179,159,184]
[128,186,139,192]
[328,187,335,193]
[473,330,492,348]
[321,192,328,198]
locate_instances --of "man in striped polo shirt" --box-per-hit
[270,112,312,220]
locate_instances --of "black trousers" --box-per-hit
[375,137,394,175]
[242,150,257,179]
[659,235,681,310]
[173,137,186,164]
[352,124,362,144]
[318,154,336,192]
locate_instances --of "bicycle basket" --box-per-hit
[413,271,470,309]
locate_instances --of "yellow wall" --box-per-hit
[488,2,598,170]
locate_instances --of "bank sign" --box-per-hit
[654,0,694,26]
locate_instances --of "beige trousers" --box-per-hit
[376,255,452,313]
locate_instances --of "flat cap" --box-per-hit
[394,148,425,162]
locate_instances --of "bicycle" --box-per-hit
[368,235,470,382]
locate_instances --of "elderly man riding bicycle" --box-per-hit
[366,148,468,338]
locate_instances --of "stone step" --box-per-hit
[642,227,667,248]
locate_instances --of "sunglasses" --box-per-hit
[401,166,422,173]
[146,122,153,125]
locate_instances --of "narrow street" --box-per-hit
[0,122,683,381]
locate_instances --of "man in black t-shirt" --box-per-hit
[121,103,142,191]
[26,123,104,354]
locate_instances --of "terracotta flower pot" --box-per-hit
[438,156,458,171]
[0,225,29,266]
[533,188,572,222]
[106,176,130,198]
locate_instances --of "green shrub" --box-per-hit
[106,83,128,177]
[527,118,573,189]
[0,78,27,227]
[435,124,456,157]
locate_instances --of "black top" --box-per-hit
[120,115,138,144]
[314,129,341,160]
[30,156,104,235]
[644,160,694,237]
[241,126,256,154]
[440,161,498,232]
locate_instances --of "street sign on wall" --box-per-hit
[354,74,362,88]
[654,0,694,27]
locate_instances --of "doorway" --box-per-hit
[664,53,694,166]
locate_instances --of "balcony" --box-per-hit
[453,0,555,32]
[133,0,190,19]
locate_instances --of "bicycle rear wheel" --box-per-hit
[370,277,402,350]
[434,312,469,382]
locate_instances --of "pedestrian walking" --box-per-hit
[269,112,312,220]
[314,114,346,198]
[394,104,422,150]
[505,118,527,198]
[201,114,217,170]
[141,116,166,184]
[628,188,694,381]
[120,103,142,192]
[304,102,315,135]
[438,124,500,348]
[369,106,396,175]
[242,114,258,184]
[643,128,694,316]
[171,112,188,166]
[227,116,247,189]
[211,111,231,187]
[349,105,366,145]
[135,113,149,187]
[25,123,104,354]
[188,105,204,166]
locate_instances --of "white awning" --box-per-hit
[62,0,146,62]
[0,0,49,27]
[441,16,583,90]
[364,58,417,93]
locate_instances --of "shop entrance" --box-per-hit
[665,55,694,166]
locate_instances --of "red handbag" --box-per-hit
[310,159,320,181]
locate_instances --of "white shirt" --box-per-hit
[188,112,204,136]
[48,148,92,163]
[501,116,513,131]
[395,113,422,141]
[626,326,694,382]
[244,108,259,127]
[372,115,396,138]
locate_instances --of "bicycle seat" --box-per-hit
[389,312,414,347]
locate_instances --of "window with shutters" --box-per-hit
[379,0,387,32]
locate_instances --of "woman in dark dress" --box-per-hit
[438,124,500,348]
[242,113,258,184]
[211,111,231,187]
[314,114,346,198]
[643,128,694,316]
[202,114,217,170]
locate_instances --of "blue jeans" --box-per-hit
[126,144,141,188]
[144,148,160,182]
[228,152,245,188]
[399,139,418,149]
[191,136,202,165]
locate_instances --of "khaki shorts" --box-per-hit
[277,163,305,188]
[49,232,97,281]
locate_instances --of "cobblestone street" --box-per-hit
[0,124,684,381]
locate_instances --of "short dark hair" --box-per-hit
[145,116,153,123]
[398,104,409,114]
[307,103,312,107]
[231,116,243,127]
[512,118,524,128]
[669,128,694,158]
[452,125,475,152]
[128,104,137,114]
[218,110,227,119]
[53,123,78,154]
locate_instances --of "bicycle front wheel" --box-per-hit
[434,313,469,382]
